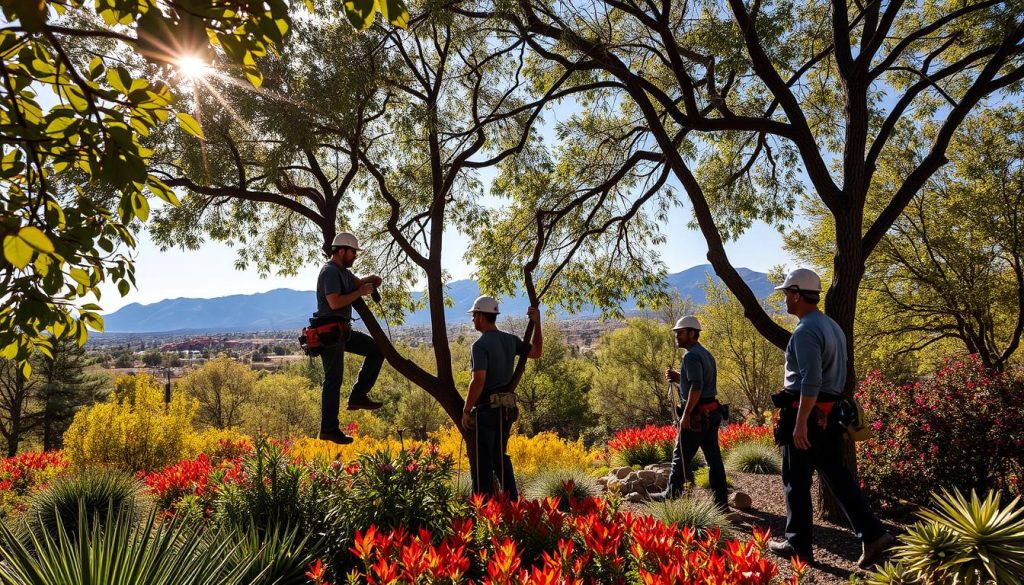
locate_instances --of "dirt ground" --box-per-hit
[624,471,909,584]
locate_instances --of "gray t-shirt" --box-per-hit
[681,343,717,399]
[470,330,527,394]
[784,310,847,397]
[315,261,358,320]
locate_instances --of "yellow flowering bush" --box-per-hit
[290,426,599,478]
[63,374,199,472]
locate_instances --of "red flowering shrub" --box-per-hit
[138,453,244,514]
[0,451,70,517]
[338,495,806,584]
[608,425,676,466]
[857,356,1024,505]
[719,423,773,451]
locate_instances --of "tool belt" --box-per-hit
[772,390,841,445]
[479,389,517,409]
[675,397,727,427]
[298,317,351,356]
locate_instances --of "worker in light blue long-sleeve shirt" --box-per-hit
[767,268,894,570]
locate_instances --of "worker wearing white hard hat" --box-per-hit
[311,232,385,445]
[768,268,894,567]
[653,315,730,513]
[462,295,543,499]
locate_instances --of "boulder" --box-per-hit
[636,470,659,486]
[624,491,646,503]
[730,491,753,510]
[611,467,633,480]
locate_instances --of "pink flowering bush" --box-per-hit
[857,356,1024,505]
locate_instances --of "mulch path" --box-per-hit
[622,471,911,584]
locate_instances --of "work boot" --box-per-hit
[857,532,896,569]
[347,395,383,410]
[649,485,681,502]
[768,540,813,563]
[317,428,354,445]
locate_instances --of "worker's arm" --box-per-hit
[462,370,487,430]
[325,282,375,310]
[793,395,817,450]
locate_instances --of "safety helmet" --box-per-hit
[672,315,702,331]
[774,268,822,292]
[331,232,362,251]
[467,295,500,314]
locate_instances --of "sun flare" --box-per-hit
[176,55,210,80]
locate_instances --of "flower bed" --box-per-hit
[331,494,804,585]
[0,451,69,518]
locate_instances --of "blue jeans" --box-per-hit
[668,409,728,507]
[319,330,384,432]
[781,425,885,555]
[470,405,518,499]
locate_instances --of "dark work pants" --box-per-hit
[668,409,728,507]
[470,405,519,499]
[781,427,886,555]
[319,330,384,432]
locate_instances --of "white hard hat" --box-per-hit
[467,295,500,314]
[775,268,822,292]
[331,232,362,251]
[672,315,701,331]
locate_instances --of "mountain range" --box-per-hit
[100,264,774,333]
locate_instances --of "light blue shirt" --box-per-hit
[681,343,717,399]
[784,311,847,397]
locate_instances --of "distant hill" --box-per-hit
[101,264,775,333]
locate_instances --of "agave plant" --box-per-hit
[0,504,254,585]
[645,495,733,539]
[724,441,782,474]
[863,561,921,584]
[522,469,601,504]
[889,489,1024,584]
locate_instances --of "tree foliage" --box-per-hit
[0,0,408,374]
[591,318,677,430]
[696,279,787,414]
[178,356,256,430]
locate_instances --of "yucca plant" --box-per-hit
[228,522,319,585]
[522,469,601,505]
[725,442,782,474]
[888,489,1024,584]
[0,504,254,585]
[645,495,733,539]
[24,467,145,540]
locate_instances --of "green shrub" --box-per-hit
[645,495,733,539]
[0,505,253,585]
[868,489,1024,584]
[25,468,144,539]
[214,435,303,533]
[725,441,782,474]
[693,467,734,489]
[522,469,601,505]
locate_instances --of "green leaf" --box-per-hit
[19,360,31,379]
[131,191,150,221]
[147,178,179,205]
[379,0,409,28]
[118,280,130,296]
[176,112,205,139]
[69,267,91,287]
[18,226,54,254]
[3,227,53,269]
[344,0,377,29]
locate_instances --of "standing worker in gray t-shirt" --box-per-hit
[461,296,543,499]
[313,232,385,445]
[768,268,894,568]
[653,316,730,510]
